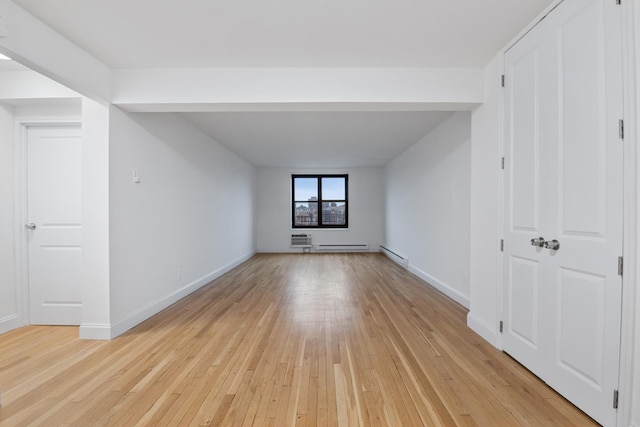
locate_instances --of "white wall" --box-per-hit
[384,112,471,308]
[13,103,81,119]
[256,168,384,253]
[0,103,17,333]
[467,55,502,345]
[108,108,256,337]
[79,98,112,339]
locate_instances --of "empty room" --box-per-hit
[0,0,639,425]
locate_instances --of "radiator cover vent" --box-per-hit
[315,244,369,251]
[291,234,312,247]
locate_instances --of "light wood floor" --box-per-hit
[0,253,596,426]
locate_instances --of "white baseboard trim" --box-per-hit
[0,314,23,335]
[467,312,499,348]
[79,323,112,340]
[105,251,256,340]
[408,265,470,309]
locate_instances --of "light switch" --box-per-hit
[132,169,141,183]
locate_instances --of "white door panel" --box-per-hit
[508,43,543,233]
[502,11,549,381]
[503,0,623,425]
[548,1,623,423]
[555,267,606,385]
[507,256,540,348]
[27,125,83,325]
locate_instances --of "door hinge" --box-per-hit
[501,157,505,169]
[500,239,504,252]
[613,389,619,409]
[619,119,624,139]
[501,74,505,87]
[499,321,504,333]
[618,256,623,276]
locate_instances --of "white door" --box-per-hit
[26,125,83,325]
[502,12,553,380]
[503,0,623,425]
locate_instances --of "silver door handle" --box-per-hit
[543,239,560,250]
[25,223,36,230]
[530,237,545,247]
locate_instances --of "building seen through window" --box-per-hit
[292,175,348,228]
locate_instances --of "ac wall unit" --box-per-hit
[291,234,312,247]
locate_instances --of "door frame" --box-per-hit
[617,1,638,425]
[497,0,638,425]
[14,118,82,327]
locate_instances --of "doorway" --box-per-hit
[19,123,83,325]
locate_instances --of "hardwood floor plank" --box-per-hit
[0,253,598,426]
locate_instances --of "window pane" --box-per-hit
[321,177,345,200]
[292,174,348,228]
[293,177,318,201]
[322,202,346,225]
[294,202,318,226]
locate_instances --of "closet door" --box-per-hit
[502,12,554,381]
[503,0,623,425]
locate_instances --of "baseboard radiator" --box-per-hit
[380,245,409,267]
[291,234,312,248]
[291,234,368,252]
[315,244,369,251]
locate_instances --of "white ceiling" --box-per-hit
[13,0,553,69]
[183,111,453,168]
[9,0,554,168]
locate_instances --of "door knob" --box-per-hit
[530,237,545,247]
[25,223,36,230]
[544,239,560,250]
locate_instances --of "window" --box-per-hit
[292,175,348,228]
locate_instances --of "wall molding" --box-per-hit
[91,250,256,340]
[467,312,498,348]
[0,314,22,335]
[78,323,111,340]
[408,264,470,309]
